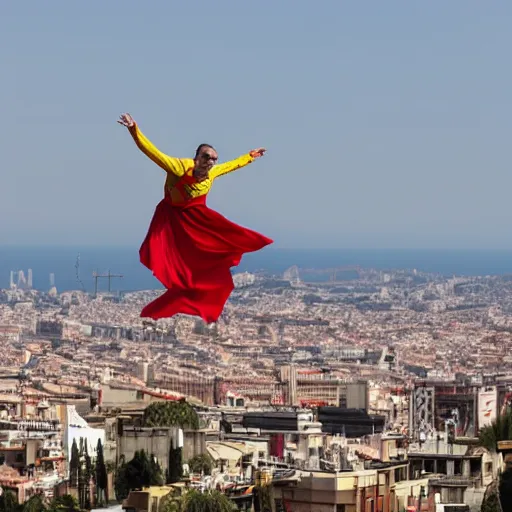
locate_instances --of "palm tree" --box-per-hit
[479,409,512,452]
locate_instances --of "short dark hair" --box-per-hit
[195,144,216,158]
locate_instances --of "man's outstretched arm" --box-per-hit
[210,148,266,179]
[118,113,185,176]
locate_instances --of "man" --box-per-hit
[118,113,273,322]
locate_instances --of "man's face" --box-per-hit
[194,147,218,176]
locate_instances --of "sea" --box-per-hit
[2,246,512,293]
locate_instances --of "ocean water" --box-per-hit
[1,246,512,292]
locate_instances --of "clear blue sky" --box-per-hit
[1,1,511,249]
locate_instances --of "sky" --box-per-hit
[1,1,511,250]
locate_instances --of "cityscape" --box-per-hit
[1,264,511,511]
[3,2,512,512]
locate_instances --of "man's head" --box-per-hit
[193,144,218,177]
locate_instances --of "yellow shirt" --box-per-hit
[128,124,255,205]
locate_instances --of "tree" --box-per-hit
[179,490,236,512]
[159,493,180,512]
[69,439,80,488]
[95,439,108,506]
[116,450,164,499]
[167,442,183,484]
[481,480,503,512]
[47,495,81,512]
[188,454,213,476]
[143,400,199,429]
[0,488,22,512]
[77,438,91,510]
[254,484,274,512]
[22,495,45,512]
[114,456,130,502]
[479,409,512,452]
[149,454,165,486]
[500,468,512,512]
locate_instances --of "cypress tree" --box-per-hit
[69,438,80,488]
[95,439,108,505]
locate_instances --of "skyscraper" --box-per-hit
[49,273,55,288]
[27,269,33,289]
[17,270,26,289]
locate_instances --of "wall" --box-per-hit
[183,430,206,461]
[462,487,486,512]
[100,384,140,404]
[118,429,171,473]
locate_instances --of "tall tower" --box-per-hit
[9,271,15,289]
[49,273,55,288]
[17,270,26,289]
[27,269,33,289]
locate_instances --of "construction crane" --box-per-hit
[92,270,123,297]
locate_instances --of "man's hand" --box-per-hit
[118,113,135,128]
[249,148,266,158]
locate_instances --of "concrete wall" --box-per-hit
[117,427,204,474]
[118,429,172,474]
[182,430,206,462]
[100,384,140,405]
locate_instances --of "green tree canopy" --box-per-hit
[188,454,214,476]
[47,494,82,512]
[143,400,199,429]
[180,490,236,512]
[0,488,22,512]
[22,495,45,512]
[115,450,164,499]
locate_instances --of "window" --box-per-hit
[424,459,435,473]
[437,459,447,475]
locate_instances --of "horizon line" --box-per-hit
[3,245,512,252]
